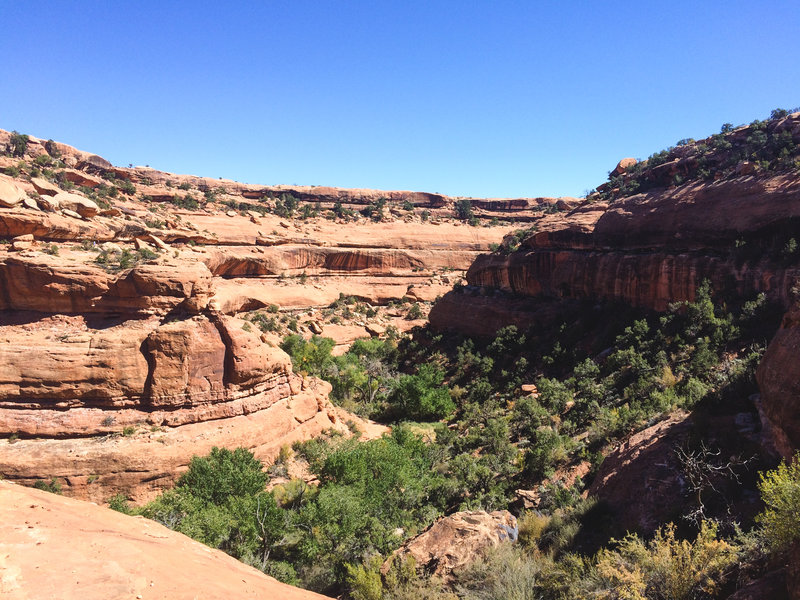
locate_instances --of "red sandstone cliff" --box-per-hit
[431,113,800,335]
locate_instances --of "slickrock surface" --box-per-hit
[0,481,332,600]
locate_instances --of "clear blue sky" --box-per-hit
[2,1,798,198]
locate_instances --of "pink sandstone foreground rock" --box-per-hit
[0,481,332,600]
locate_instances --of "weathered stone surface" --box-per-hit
[61,207,83,219]
[0,481,333,600]
[0,378,342,503]
[383,510,517,580]
[22,196,40,210]
[52,191,100,218]
[432,169,800,338]
[0,175,26,207]
[588,412,693,534]
[611,157,637,176]
[757,304,800,459]
[726,569,788,600]
[0,209,116,240]
[0,255,213,314]
[36,194,60,211]
[30,176,61,196]
[61,167,103,188]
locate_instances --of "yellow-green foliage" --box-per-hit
[592,521,737,600]
[517,510,551,549]
[756,454,800,551]
[347,555,456,600]
[346,555,384,600]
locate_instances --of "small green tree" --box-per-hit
[454,199,474,221]
[9,131,29,157]
[389,364,454,421]
[177,446,268,504]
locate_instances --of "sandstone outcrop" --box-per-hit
[0,253,350,502]
[588,412,693,534]
[0,175,26,207]
[383,510,517,580]
[432,116,800,336]
[756,303,800,459]
[0,127,526,506]
[0,480,332,599]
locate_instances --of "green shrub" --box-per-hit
[137,247,158,261]
[33,478,62,494]
[177,447,268,505]
[108,493,133,514]
[454,199,474,220]
[389,363,454,421]
[118,179,136,195]
[592,521,737,600]
[406,302,423,320]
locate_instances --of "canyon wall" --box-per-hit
[0,128,535,503]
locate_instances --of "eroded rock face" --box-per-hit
[0,481,333,599]
[0,175,26,207]
[0,253,348,501]
[0,127,527,504]
[383,510,517,580]
[588,412,692,534]
[431,169,800,337]
[0,254,212,314]
[757,304,800,459]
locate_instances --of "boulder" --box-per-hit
[36,194,60,212]
[79,153,113,169]
[134,237,155,252]
[611,157,637,176]
[0,176,26,207]
[383,510,517,580]
[10,233,35,251]
[62,168,103,188]
[757,304,800,459]
[22,196,40,210]
[61,208,84,219]
[365,323,385,337]
[53,191,99,218]
[31,176,61,196]
[148,234,170,251]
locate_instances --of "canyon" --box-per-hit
[0,128,547,503]
[2,111,800,599]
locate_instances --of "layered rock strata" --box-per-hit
[0,252,346,503]
[432,166,800,336]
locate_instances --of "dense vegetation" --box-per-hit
[109,282,795,598]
